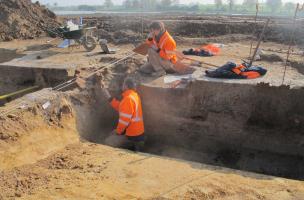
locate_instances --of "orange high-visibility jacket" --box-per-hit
[232,64,261,79]
[110,89,144,137]
[146,31,177,64]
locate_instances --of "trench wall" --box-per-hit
[139,81,304,157]
[0,65,73,105]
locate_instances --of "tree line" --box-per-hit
[48,0,302,16]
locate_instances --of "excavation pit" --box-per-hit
[0,50,76,105]
[70,78,304,180]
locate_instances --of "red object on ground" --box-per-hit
[201,44,221,55]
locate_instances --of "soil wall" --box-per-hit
[0,65,73,105]
[140,82,304,157]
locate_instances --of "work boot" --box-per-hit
[134,141,145,152]
[151,70,166,77]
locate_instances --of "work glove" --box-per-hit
[100,80,112,101]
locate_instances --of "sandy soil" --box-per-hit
[0,34,304,199]
[1,142,304,200]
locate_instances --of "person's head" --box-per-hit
[122,77,136,91]
[149,21,165,37]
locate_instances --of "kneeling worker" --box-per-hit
[101,78,145,151]
[139,21,194,76]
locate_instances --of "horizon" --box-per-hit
[36,0,304,6]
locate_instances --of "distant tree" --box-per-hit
[172,0,180,5]
[123,0,132,9]
[149,0,158,9]
[284,2,296,13]
[78,5,96,11]
[266,0,282,13]
[161,0,172,8]
[227,0,235,11]
[132,0,141,9]
[214,0,223,10]
[104,0,114,8]
[190,4,200,11]
[243,0,257,10]
[53,2,58,7]
[141,0,158,9]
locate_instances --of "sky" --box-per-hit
[37,0,304,6]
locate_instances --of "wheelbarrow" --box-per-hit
[47,26,98,52]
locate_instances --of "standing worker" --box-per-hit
[101,78,145,151]
[139,21,194,77]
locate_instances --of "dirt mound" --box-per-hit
[0,0,60,41]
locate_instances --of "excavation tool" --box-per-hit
[249,1,260,58]
[181,56,219,68]
[248,18,270,68]
[282,3,302,85]
[0,86,39,101]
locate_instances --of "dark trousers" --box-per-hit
[104,133,145,152]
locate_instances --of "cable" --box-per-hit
[53,50,136,91]
[55,52,136,91]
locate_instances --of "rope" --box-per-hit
[55,51,136,91]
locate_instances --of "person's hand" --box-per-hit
[75,75,86,89]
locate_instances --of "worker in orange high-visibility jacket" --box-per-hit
[101,78,145,151]
[139,21,194,77]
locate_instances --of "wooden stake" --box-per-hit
[248,18,270,68]
[282,3,300,85]
[249,1,259,58]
